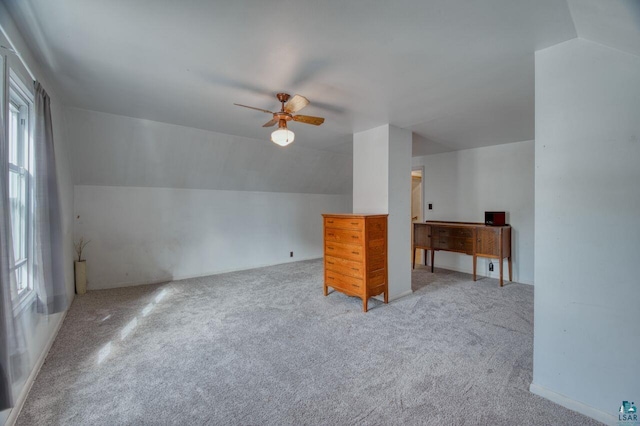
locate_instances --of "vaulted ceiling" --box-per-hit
[3,0,638,155]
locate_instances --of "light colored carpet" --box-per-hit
[16,260,601,425]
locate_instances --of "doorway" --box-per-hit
[411,167,424,265]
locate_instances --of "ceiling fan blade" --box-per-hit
[293,115,325,126]
[234,103,274,114]
[262,118,278,127]
[284,95,310,113]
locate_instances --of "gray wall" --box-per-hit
[532,37,640,423]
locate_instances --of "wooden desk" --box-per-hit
[413,221,512,286]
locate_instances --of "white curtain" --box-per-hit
[0,78,68,410]
[0,76,22,412]
[33,82,67,314]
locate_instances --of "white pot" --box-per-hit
[74,260,87,295]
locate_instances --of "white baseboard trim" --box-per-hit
[373,289,413,303]
[413,262,534,286]
[5,310,68,426]
[88,256,323,290]
[529,382,615,425]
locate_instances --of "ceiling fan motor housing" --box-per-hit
[276,93,291,103]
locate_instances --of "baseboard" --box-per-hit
[5,310,68,426]
[389,289,413,302]
[373,289,413,303]
[414,262,534,286]
[88,256,323,290]
[529,382,615,425]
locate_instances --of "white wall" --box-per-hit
[0,7,75,425]
[532,38,640,423]
[75,185,349,289]
[412,140,535,285]
[387,126,413,298]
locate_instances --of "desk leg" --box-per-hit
[473,255,477,281]
[508,257,512,282]
[424,249,427,266]
[499,258,504,287]
[430,250,435,273]
[412,247,416,269]
[362,297,368,313]
[323,283,328,296]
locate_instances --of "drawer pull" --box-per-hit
[351,222,359,225]
[328,232,334,236]
[440,240,446,244]
[351,236,359,239]
[352,284,359,288]
[327,220,334,223]
[352,251,359,255]
[327,261,334,265]
[327,246,334,250]
[351,268,358,271]
[328,276,334,279]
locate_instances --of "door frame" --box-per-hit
[411,165,425,222]
[411,165,425,266]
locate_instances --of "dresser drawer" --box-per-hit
[325,228,364,245]
[324,241,364,261]
[324,217,363,231]
[325,256,364,279]
[326,271,363,294]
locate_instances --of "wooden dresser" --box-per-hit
[322,214,388,312]
[413,221,512,286]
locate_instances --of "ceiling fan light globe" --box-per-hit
[271,128,295,146]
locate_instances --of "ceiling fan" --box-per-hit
[234,93,325,146]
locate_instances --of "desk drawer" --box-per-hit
[432,237,473,253]
[325,228,364,245]
[432,226,473,238]
[324,241,364,261]
[324,217,363,231]
[325,256,364,279]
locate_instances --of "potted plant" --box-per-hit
[74,237,90,294]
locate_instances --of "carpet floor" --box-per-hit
[16,260,601,425]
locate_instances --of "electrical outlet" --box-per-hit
[428,203,433,210]
[290,251,293,257]
[489,262,494,272]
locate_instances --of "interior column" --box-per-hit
[353,124,412,300]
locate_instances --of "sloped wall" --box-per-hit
[66,108,352,289]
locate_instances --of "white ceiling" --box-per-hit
[2,0,585,153]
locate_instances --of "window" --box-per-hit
[7,73,34,300]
